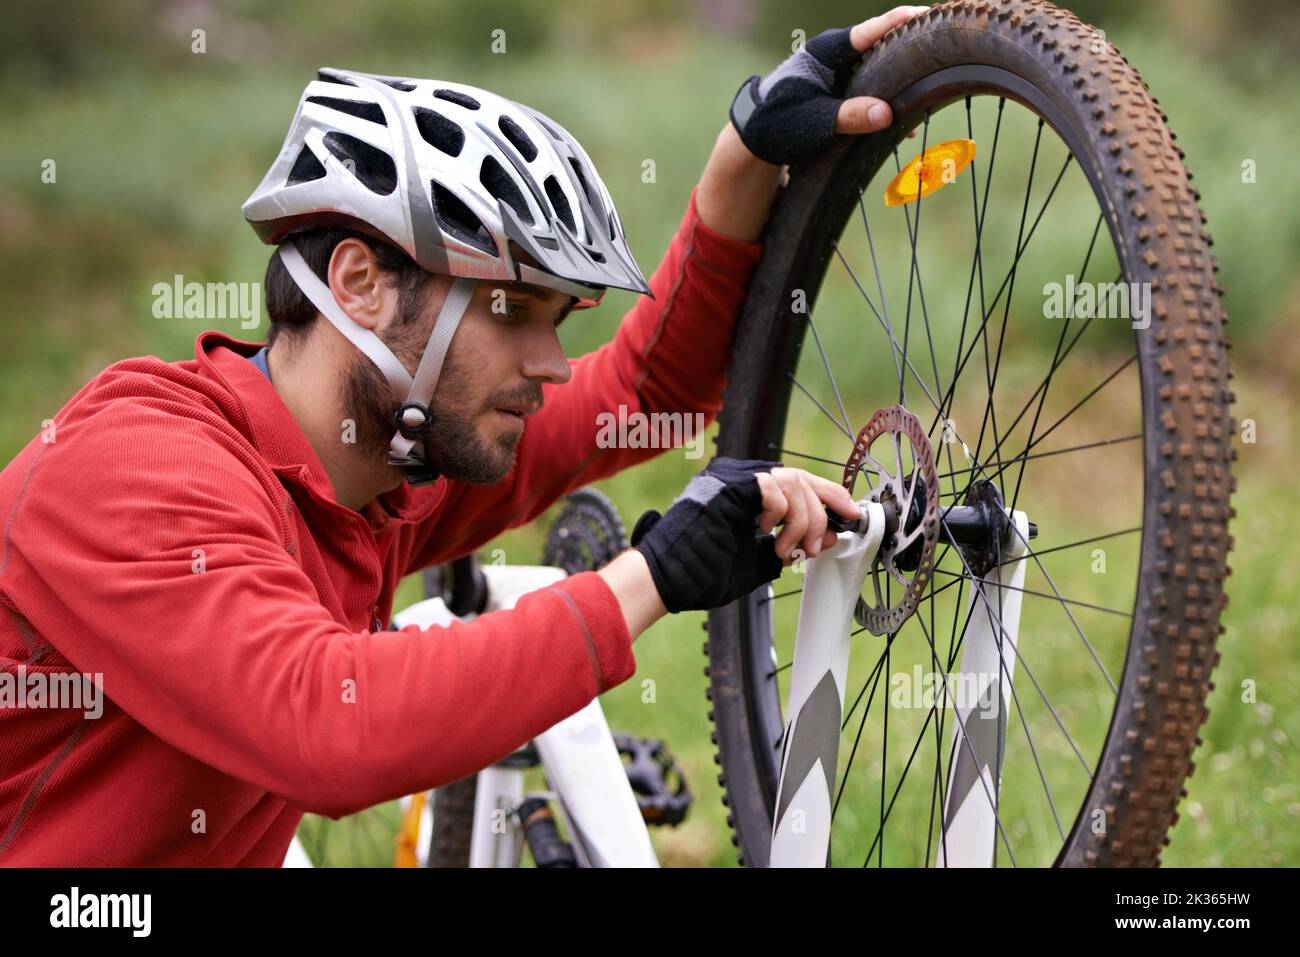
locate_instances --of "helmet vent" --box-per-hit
[497,116,538,162]
[322,132,397,195]
[544,176,575,234]
[286,145,327,186]
[379,78,416,92]
[567,157,595,204]
[306,95,386,126]
[434,89,480,110]
[431,181,497,255]
[413,107,465,157]
[480,155,532,226]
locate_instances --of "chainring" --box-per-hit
[542,487,628,574]
[842,406,940,636]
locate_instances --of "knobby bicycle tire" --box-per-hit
[427,775,477,868]
[706,0,1234,867]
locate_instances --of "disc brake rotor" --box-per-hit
[842,406,940,636]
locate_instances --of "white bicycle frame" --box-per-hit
[286,563,658,868]
[770,505,1031,868]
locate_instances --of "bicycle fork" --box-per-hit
[769,506,1030,867]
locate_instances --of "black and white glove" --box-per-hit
[631,458,784,614]
[728,7,929,166]
[728,27,865,166]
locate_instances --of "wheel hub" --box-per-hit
[839,407,1041,634]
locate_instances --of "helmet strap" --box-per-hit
[276,240,478,486]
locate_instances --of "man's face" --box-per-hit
[343,271,574,486]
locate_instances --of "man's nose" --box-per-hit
[521,328,572,385]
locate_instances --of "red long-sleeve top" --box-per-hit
[0,186,763,865]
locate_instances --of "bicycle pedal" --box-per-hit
[613,733,692,826]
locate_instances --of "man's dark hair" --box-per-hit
[263,228,434,348]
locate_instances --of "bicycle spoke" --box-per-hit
[865,599,1068,865]
[894,111,943,407]
[1008,212,1107,513]
[926,149,1078,468]
[966,121,1051,503]
[832,243,941,413]
[929,567,1132,618]
[934,433,1142,483]
[940,530,1095,777]
[773,445,880,478]
[969,268,1120,479]
[995,525,1141,564]
[857,188,902,390]
[1002,353,1139,469]
[879,638,890,866]
[807,309,854,436]
[788,371,855,442]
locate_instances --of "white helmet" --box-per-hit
[242,67,653,485]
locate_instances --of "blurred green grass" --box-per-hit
[1,1,1296,866]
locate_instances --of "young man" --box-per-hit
[0,8,925,864]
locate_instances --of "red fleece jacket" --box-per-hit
[0,186,763,865]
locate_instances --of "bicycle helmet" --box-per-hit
[242,67,653,485]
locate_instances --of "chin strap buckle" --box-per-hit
[388,402,441,485]
[394,401,433,441]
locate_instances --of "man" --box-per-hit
[0,8,925,865]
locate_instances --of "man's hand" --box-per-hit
[729,5,930,166]
[697,6,927,241]
[834,7,931,135]
[626,458,863,616]
[757,467,861,561]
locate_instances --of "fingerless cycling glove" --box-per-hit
[631,458,785,614]
[728,27,863,166]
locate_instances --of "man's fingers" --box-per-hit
[805,473,861,520]
[799,480,827,555]
[774,474,809,557]
[756,473,787,536]
[835,96,892,134]
[840,5,928,138]
[849,5,928,53]
[758,468,862,557]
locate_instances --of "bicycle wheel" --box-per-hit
[707,0,1233,867]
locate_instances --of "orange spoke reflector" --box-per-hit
[884,139,976,207]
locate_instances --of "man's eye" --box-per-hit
[501,300,525,318]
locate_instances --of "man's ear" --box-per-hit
[327,238,397,333]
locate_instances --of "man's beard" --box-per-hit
[341,342,538,486]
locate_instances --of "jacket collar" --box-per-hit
[192,330,446,528]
